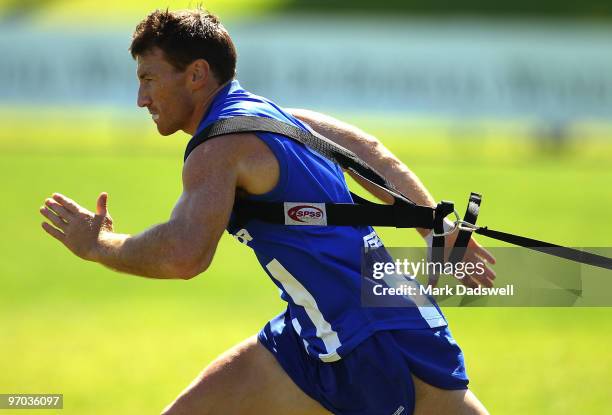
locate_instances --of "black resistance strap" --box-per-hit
[185,116,612,271]
[448,192,482,265]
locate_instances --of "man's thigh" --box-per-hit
[412,375,490,415]
[161,335,331,415]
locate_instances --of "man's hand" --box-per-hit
[461,237,496,288]
[449,237,496,289]
[427,225,496,289]
[40,192,114,261]
[37,132,270,280]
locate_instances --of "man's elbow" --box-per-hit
[165,249,213,280]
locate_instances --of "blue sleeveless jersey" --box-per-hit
[196,80,447,362]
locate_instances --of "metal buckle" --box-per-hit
[431,209,461,237]
[457,220,480,232]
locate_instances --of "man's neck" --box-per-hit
[183,80,232,135]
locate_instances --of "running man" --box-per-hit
[40,9,494,415]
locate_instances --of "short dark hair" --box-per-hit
[130,9,237,84]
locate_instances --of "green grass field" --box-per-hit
[1,0,290,28]
[1,110,611,414]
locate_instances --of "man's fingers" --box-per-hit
[474,246,496,265]
[44,199,72,222]
[482,263,496,281]
[470,262,496,287]
[459,275,479,289]
[476,274,495,288]
[467,254,496,281]
[41,222,65,242]
[455,255,496,287]
[466,238,496,265]
[474,262,495,287]
[40,206,68,230]
[52,193,80,213]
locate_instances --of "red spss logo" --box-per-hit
[287,205,324,223]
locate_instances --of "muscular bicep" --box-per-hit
[169,137,240,272]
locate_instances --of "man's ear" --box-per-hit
[187,59,210,90]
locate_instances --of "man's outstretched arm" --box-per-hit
[288,109,436,235]
[289,109,496,286]
[39,136,241,280]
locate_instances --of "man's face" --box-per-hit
[136,48,194,136]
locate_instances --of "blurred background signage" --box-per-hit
[2,19,611,122]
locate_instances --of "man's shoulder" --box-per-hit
[184,132,280,196]
[185,132,260,166]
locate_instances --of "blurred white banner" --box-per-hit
[2,17,612,121]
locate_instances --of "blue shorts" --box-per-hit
[258,311,469,415]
